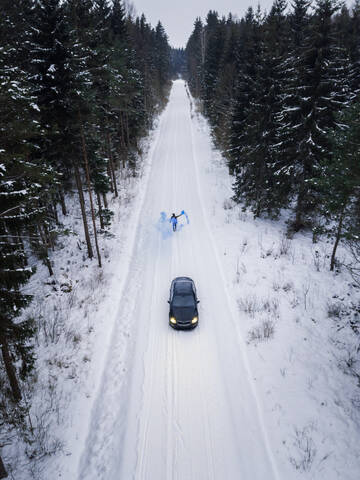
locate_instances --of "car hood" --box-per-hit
[172,306,197,322]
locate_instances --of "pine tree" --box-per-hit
[273,0,311,213]
[154,21,171,102]
[288,0,351,231]
[0,90,37,402]
[316,101,360,270]
[128,15,155,124]
[108,0,131,172]
[348,0,360,94]
[227,7,263,175]
[232,1,290,217]
[0,0,58,400]
[66,0,104,266]
[211,15,240,149]
[203,12,227,120]
[29,0,74,181]
[185,18,204,99]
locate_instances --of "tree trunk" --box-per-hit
[107,133,118,197]
[0,455,8,479]
[59,188,67,216]
[293,185,306,232]
[38,223,53,276]
[0,334,22,402]
[102,193,108,209]
[125,111,130,149]
[79,112,102,268]
[330,204,346,271]
[52,197,59,224]
[254,200,261,218]
[97,192,104,230]
[73,159,93,259]
[107,157,114,193]
[16,230,26,265]
[44,257,53,277]
[42,221,54,251]
[120,113,126,169]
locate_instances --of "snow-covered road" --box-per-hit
[78,80,280,480]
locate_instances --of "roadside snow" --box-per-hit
[2,116,163,479]
[191,97,360,479]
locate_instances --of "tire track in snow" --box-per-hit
[194,329,216,480]
[134,107,175,479]
[77,107,168,480]
[171,115,217,480]
[166,106,179,480]
[188,102,281,480]
[136,236,162,478]
[183,193,217,480]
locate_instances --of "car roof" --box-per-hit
[173,278,194,294]
[175,282,192,292]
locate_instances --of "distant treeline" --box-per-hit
[171,47,187,78]
[0,0,172,443]
[185,0,360,268]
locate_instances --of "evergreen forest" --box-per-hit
[185,0,360,270]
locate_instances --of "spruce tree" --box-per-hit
[29,0,74,182]
[203,12,227,121]
[232,1,289,217]
[228,7,263,175]
[316,102,360,270]
[154,22,171,102]
[211,15,240,149]
[0,0,58,400]
[349,0,360,94]
[274,0,311,213]
[0,70,36,401]
[289,0,351,230]
[185,18,204,99]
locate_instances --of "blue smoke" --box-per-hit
[157,211,172,239]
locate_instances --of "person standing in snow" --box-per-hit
[170,212,183,232]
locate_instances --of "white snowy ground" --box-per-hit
[7,80,360,479]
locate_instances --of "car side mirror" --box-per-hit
[167,300,170,303]
[197,300,200,303]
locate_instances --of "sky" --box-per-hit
[130,0,355,48]
[130,1,273,48]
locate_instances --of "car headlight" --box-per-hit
[191,317,198,324]
[170,317,177,324]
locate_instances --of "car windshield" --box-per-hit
[172,294,194,307]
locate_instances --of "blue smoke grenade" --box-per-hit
[181,210,190,224]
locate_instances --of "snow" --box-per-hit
[30,102,40,111]
[5,80,360,479]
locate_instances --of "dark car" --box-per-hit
[168,277,199,329]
